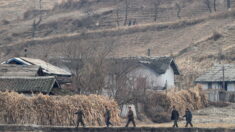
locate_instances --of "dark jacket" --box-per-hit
[171,109,179,120]
[183,110,192,121]
[127,110,134,120]
[75,110,85,120]
[104,109,111,120]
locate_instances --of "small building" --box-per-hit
[2,57,72,84]
[195,64,235,102]
[105,56,180,92]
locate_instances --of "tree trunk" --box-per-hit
[214,0,216,12]
[124,0,128,26]
[227,0,231,9]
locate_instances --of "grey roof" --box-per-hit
[4,57,72,77]
[0,76,57,93]
[195,64,235,83]
[0,64,41,77]
[50,56,180,76]
[108,56,180,75]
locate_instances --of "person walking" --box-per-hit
[104,106,113,127]
[171,106,179,128]
[125,106,136,127]
[75,106,86,128]
[183,108,193,127]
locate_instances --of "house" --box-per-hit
[105,56,180,91]
[0,76,59,94]
[195,64,235,102]
[3,57,72,84]
[0,64,60,94]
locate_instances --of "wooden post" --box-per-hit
[222,65,225,90]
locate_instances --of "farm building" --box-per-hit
[0,64,60,94]
[195,64,235,102]
[2,57,72,84]
[0,76,59,94]
[104,56,180,93]
[51,56,180,93]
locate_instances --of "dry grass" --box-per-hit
[0,92,121,126]
[145,86,208,122]
[5,9,235,50]
[167,86,208,114]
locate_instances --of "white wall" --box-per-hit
[127,65,175,90]
[227,83,235,91]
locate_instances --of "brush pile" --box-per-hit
[0,92,121,126]
[145,86,208,122]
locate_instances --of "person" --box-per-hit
[125,106,136,127]
[171,106,179,128]
[75,106,86,128]
[104,106,113,127]
[183,108,193,127]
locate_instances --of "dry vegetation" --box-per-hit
[145,86,208,123]
[0,92,121,126]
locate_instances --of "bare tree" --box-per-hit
[32,0,42,38]
[204,0,212,13]
[61,39,115,94]
[115,7,120,27]
[227,0,231,9]
[124,0,129,26]
[153,0,161,22]
[213,0,217,12]
[32,17,42,38]
[175,3,181,19]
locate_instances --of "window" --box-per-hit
[208,82,212,89]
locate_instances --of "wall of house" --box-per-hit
[128,65,175,90]
[199,82,222,90]
[199,82,235,91]
[227,83,235,91]
[200,82,235,102]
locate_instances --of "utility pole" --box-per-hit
[222,65,225,90]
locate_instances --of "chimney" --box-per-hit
[147,48,151,57]
[24,48,28,57]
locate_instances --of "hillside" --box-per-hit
[0,0,234,88]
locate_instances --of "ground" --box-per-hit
[137,103,235,128]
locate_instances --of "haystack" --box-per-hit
[145,86,208,122]
[0,92,121,126]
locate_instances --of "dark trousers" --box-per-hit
[125,118,136,127]
[77,119,85,127]
[173,119,178,128]
[185,120,193,127]
[105,118,113,127]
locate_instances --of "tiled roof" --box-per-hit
[4,57,71,76]
[0,76,57,93]
[195,64,235,83]
[0,64,40,77]
[109,56,180,75]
